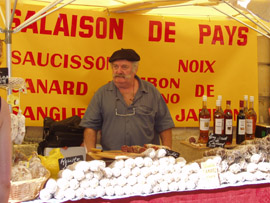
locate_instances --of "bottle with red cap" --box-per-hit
[236,100,246,144]
[224,100,233,145]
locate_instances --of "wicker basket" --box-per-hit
[9,170,50,202]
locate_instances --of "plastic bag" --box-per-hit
[38,148,64,179]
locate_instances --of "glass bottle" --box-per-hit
[224,100,233,145]
[245,96,257,140]
[236,100,246,144]
[214,99,224,136]
[218,95,223,112]
[243,95,249,114]
[198,95,210,144]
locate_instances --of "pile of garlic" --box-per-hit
[39,135,270,201]
[11,110,26,145]
[203,135,270,185]
[39,148,196,201]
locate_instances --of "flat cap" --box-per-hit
[109,48,140,63]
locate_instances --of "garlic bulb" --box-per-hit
[39,188,52,201]
[134,157,144,168]
[44,178,57,194]
[58,169,73,180]
[56,178,69,190]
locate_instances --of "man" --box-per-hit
[80,48,175,152]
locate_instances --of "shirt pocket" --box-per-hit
[136,105,154,116]
[135,105,155,136]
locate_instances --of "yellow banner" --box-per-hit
[0,5,258,127]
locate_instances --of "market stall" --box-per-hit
[8,135,270,202]
[2,0,270,203]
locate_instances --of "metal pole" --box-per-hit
[5,0,12,111]
[5,0,11,76]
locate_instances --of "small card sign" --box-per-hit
[198,159,220,189]
[165,149,180,158]
[207,133,227,148]
[0,68,8,85]
[58,155,83,170]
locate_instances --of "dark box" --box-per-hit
[255,124,270,138]
[0,67,8,85]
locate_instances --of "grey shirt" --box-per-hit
[80,75,175,150]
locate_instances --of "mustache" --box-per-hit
[113,74,132,79]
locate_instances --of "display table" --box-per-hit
[61,182,270,203]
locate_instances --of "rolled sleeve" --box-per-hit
[80,92,103,130]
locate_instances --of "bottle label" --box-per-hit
[225,119,232,134]
[200,118,210,131]
[215,118,224,135]
[246,119,253,134]
[238,119,245,135]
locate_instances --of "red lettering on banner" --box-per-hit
[51,54,62,67]
[141,77,180,88]
[25,78,88,95]
[23,106,86,121]
[162,94,180,104]
[12,50,110,70]
[40,14,52,35]
[96,17,107,39]
[233,109,240,121]
[199,24,211,44]
[175,109,198,122]
[212,25,224,45]
[178,60,215,73]
[149,21,162,41]
[238,27,248,46]
[225,26,236,45]
[195,85,215,97]
[199,24,248,46]
[71,15,77,37]
[12,50,21,64]
[80,16,94,37]
[109,18,124,40]
[21,11,38,33]
[175,108,217,122]
[49,80,61,94]
[37,52,49,66]
[53,14,70,36]
[165,22,175,42]
[12,9,21,28]
[70,55,81,69]
[176,108,239,122]
[23,51,36,65]
[148,20,175,42]
[13,10,124,39]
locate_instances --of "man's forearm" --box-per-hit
[83,128,97,152]
[160,128,173,149]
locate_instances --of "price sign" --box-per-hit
[198,159,220,189]
[58,155,84,170]
[207,133,227,148]
[0,68,8,85]
[165,149,180,158]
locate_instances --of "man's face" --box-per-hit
[111,60,136,84]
